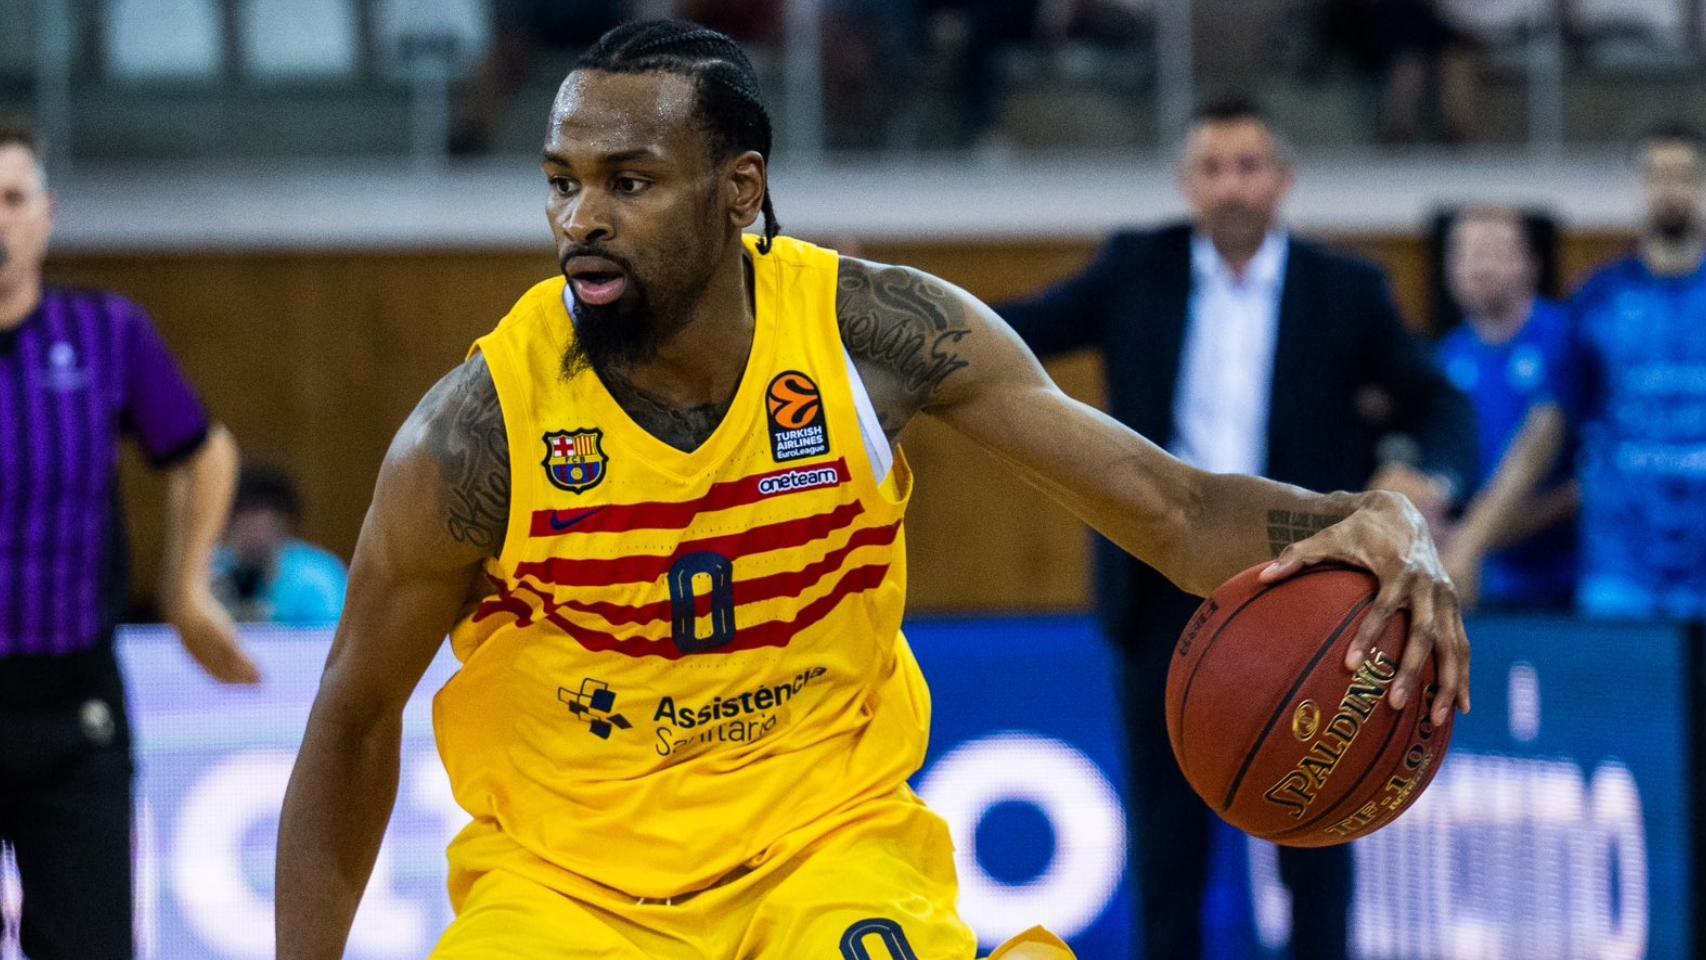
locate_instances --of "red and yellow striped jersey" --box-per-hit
[434,235,930,900]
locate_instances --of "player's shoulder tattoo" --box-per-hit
[835,257,973,439]
[422,352,510,554]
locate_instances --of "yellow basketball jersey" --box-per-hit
[435,235,931,900]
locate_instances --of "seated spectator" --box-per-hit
[449,2,787,157]
[1436,207,1578,609]
[923,0,1147,151]
[672,0,781,44]
[823,0,917,150]
[212,465,347,625]
[448,1,634,156]
[1320,0,1478,145]
[922,0,1045,150]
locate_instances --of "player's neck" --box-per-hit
[0,275,43,330]
[1641,231,1706,278]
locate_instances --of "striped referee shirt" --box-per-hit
[0,287,210,658]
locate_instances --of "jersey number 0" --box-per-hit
[668,551,737,653]
[840,918,921,960]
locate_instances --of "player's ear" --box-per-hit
[725,150,765,231]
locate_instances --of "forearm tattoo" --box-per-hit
[836,259,973,441]
[601,370,730,454]
[1267,509,1344,557]
[426,354,510,552]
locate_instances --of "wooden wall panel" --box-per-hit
[46,251,558,612]
[46,231,1630,616]
[862,240,1106,611]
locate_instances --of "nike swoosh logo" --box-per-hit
[549,508,604,531]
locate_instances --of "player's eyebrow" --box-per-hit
[541,147,663,167]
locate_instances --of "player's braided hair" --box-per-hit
[575,20,779,254]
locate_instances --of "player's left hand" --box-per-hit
[1258,489,1469,727]
[167,586,263,685]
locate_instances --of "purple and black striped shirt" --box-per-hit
[0,287,210,658]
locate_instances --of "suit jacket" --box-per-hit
[999,223,1476,642]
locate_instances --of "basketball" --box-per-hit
[1165,563,1453,847]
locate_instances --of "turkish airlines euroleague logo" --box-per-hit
[766,370,830,462]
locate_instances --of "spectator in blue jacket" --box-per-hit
[1436,206,1577,609]
[1450,125,1706,619]
[213,464,347,625]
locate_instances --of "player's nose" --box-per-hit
[560,193,613,245]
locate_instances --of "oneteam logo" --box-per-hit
[757,466,841,497]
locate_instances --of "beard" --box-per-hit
[558,245,668,381]
[1204,205,1273,256]
[561,281,662,381]
[1653,207,1700,244]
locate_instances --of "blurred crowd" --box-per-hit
[448,0,1161,154]
[437,0,1694,156]
[5,0,1696,163]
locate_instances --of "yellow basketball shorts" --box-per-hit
[430,792,979,959]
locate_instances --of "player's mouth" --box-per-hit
[566,256,629,307]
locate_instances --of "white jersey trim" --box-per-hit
[843,347,895,484]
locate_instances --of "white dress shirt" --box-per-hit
[1169,231,1289,475]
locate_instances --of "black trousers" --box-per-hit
[1121,589,1350,960]
[0,646,134,960]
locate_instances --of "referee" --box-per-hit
[0,115,260,959]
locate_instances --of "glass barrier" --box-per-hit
[3,0,1704,167]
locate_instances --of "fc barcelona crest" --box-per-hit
[543,429,607,493]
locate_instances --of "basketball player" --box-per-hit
[275,21,1469,959]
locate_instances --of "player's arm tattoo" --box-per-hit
[425,354,510,553]
[600,370,731,453]
[836,259,973,441]
[1266,509,1346,557]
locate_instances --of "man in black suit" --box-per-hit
[998,96,1475,960]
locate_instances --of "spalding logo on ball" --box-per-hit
[1165,563,1454,846]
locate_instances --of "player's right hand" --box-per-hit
[169,588,263,685]
[1259,489,1470,727]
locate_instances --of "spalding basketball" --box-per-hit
[1165,563,1453,846]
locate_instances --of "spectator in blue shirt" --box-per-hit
[1436,206,1578,609]
[213,464,348,625]
[1451,124,1706,619]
